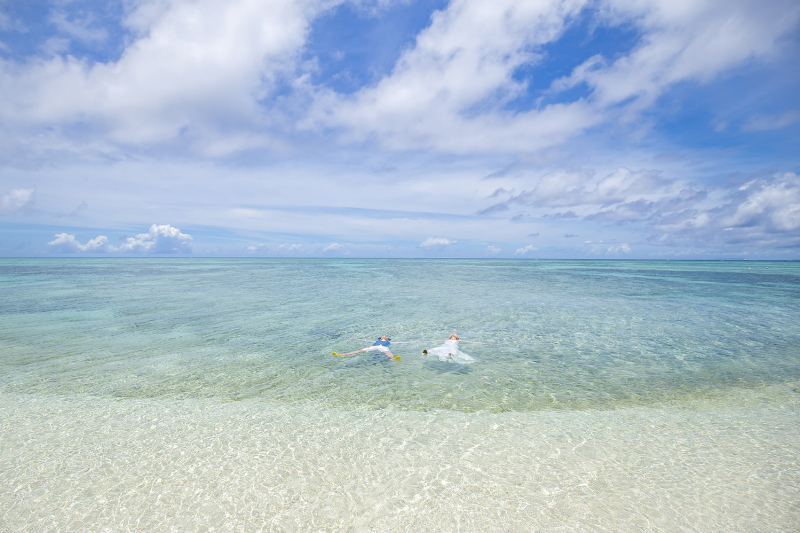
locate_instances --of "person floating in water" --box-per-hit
[422,334,488,364]
[334,335,416,360]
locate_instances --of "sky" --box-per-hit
[1,0,799,259]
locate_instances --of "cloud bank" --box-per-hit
[0,0,797,258]
[2,0,796,157]
[48,224,193,254]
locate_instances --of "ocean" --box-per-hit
[1,258,798,531]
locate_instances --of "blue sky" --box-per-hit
[1,0,799,258]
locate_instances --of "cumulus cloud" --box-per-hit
[472,167,800,252]
[487,245,501,254]
[558,0,800,112]
[0,187,35,215]
[586,242,631,255]
[648,172,800,247]
[420,237,456,249]
[323,242,343,252]
[48,233,110,252]
[1,1,798,259]
[508,172,800,249]
[726,173,800,231]
[579,187,707,226]
[539,167,669,207]
[614,243,631,254]
[308,0,799,153]
[0,0,328,155]
[514,244,537,255]
[116,224,193,253]
[48,224,193,253]
[308,0,595,152]
[0,0,796,161]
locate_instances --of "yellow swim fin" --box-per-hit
[392,356,401,360]
[333,352,344,357]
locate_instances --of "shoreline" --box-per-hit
[2,388,798,531]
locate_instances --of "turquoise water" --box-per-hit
[1,259,799,531]
[2,259,798,410]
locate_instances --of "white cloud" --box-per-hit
[612,243,631,254]
[514,244,537,255]
[0,0,795,162]
[323,242,343,252]
[0,187,35,215]
[0,1,798,259]
[307,0,595,152]
[586,242,631,255]
[648,172,800,247]
[48,233,110,252]
[47,224,193,254]
[514,171,800,250]
[487,245,501,254]
[482,167,671,213]
[721,173,800,231]
[562,0,800,110]
[117,224,193,253]
[0,0,331,154]
[308,0,799,154]
[420,237,456,248]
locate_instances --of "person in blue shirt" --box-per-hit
[334,335,413,360]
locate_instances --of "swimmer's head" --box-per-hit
[380,335,390,341]
[449,334,459,340]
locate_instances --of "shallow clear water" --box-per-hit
[1,259,799,531]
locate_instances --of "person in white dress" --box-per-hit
[422,334,487,364]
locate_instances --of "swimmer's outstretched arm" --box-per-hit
[336,347,370,356]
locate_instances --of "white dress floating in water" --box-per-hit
[427,339,475,364]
